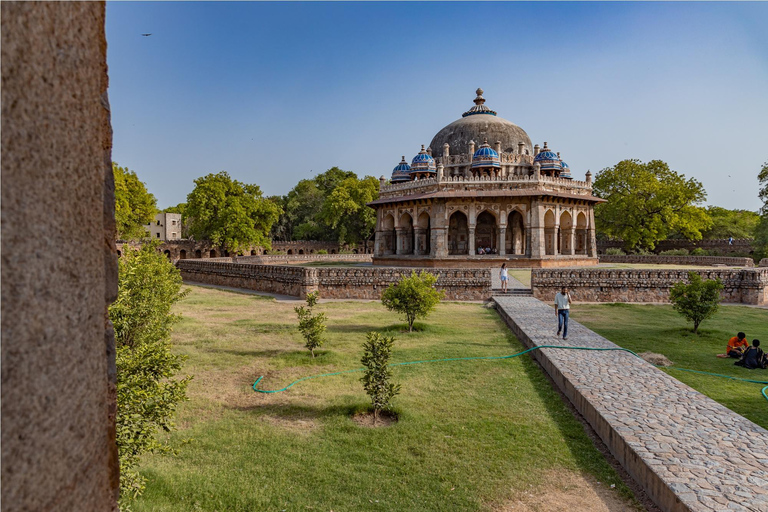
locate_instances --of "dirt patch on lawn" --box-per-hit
[639,351,673,367]
[352,410,398,428]
[497,469,642,511]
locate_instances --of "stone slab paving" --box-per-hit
[494,296,768,512]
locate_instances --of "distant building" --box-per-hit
[146,212,182,241]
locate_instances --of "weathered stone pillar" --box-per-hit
[374,230,384,257]
[395,228,406,255]
[588,208,597,257]
[414,228,427,255]
[469,227,476,255]
[530,202,545,258]
[498,227,506,256]
[567,228,576,255]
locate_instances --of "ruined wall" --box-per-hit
[177,261,491,301]
[234,254,373,265]
[597,238,755,256]
[599,254,754,267]
[1,2,119,510]
[531,268,768,305]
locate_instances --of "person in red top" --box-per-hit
[718,332,749,358]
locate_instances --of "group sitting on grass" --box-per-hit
[718,332,767,369]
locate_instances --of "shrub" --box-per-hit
[109,243,190,506]
[690,248,707,256]
[669,271,723,334]
[295,291,327,357]
[381,271,444,332]
[659,249,689,256]
[633,248,653,256]
[360,332,401,423]
[316,249,328,255]
[605,247,625,255]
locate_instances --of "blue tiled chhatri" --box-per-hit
[471,140,501,168]
[390,156,412,183]
[534,142,561,171]
[410,145,436,173]
[559,161,573,179]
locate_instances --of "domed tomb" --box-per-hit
[429,89,533,157]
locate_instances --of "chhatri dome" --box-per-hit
[429,88,533,157]
[390,156,412,183]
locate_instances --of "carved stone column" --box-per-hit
[498,227,506,256]
[588,208,597,257]
[395,228,406,255]
[431,227,448,258]
[413,228,427,255]
[567,228,575,255]
[468,227,476,255]
[374,230,384,257]
[529,201,545,258]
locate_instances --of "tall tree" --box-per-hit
[113,162,158,240]
[186,171,281,253]
[699,207,759,239]
[319,175,379,245]
[593,159,711,252]
[754,161,768,260]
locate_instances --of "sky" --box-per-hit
[106,1,768,211]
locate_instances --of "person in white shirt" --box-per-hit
[554,286,572,340]
[499,263,508,293]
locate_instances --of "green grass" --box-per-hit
[570,304,768,429]
[131,285,638,511]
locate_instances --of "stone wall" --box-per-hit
[2,2,119,510]
[177,260,491,301]
[599,254,754,267]
[598,238,755,256]
[531,268,768,305]
[760,258,768,267]
[234,254,373,265]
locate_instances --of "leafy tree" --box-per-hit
[294,291,327,357]
[593,159,711,252]
[699,207,759,239]
[186,171,281,253]
[113,162,158,240]
[109,242,190,506]
[669,272,724,334]
[381,271,444,332]
[319,175,379,245]
[360,332,401,423]
[755,162,768,261]
[267,195,290,241]
[286,179,326,240]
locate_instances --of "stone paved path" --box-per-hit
[494,296,768,512]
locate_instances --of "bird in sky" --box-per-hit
[141,33,152,37]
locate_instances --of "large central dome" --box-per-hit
[429,89,533,158]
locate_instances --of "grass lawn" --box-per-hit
[570,304,768,429]
[131,285,639,512]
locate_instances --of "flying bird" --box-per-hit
[141,33,152,37]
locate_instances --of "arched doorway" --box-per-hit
[416,211,431,256]
[287,249,293,255]
[299,249,304,254]
[398,212,414,255]
[195,250,202,258]
[210,250,217,258]
[250,250,257,256]
[559,211,573,255]
[382,214,395,255]
[506,210,526,255]
[179,250,187,260]
[448,210,469,255]
[163,249,171,259]
[544,210,556,255]
[576,212,588,255]
[475,211,497,253]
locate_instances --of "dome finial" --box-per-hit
[463,88,496,117]
[473,88,485,106]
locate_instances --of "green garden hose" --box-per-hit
[252,345,768,404]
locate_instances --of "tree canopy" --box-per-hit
[186,171,281,253]
[699,207,759,240]
[271,167,379,245]
[755,161,768,260]
[592,159,711,251]
[113,162,158,240]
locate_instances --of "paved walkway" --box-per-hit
[494,296,768,512]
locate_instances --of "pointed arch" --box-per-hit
[448,210,469,255]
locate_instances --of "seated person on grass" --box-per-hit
[717,332,749,358]
[734,340,767,370]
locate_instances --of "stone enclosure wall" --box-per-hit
[177,260,490,301]
[234,254,373,265]
[531,268,768,305]
[597,238,755,256]
[599,254,754,267]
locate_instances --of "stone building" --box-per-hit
[146,212,183,240]
[370,89,605,268]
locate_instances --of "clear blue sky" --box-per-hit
[106,1,768,211]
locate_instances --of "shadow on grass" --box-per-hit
[228,400,367,420]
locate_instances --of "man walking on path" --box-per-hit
[555,286,572,340]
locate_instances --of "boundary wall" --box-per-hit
[531,268,768,305]
[234,254,372,265]
[598,254,754,267]
[177,260,490,300]
[597,238,754,256]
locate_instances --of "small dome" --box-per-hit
[390,156,412,183]
[471,140,501,168]
[411,145,436,172]
[559,161,573,179]
[534,142,561,171]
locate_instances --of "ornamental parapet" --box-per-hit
[379,173,593,198]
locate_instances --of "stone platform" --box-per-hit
[493,296,768,512]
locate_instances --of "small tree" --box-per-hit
[381,271,444,332]
[360,332,401,423]
[295,291,327,357]
[669,271,724,334]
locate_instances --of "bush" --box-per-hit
[109,243,190,506]
[381,271,444,332]
[360,332,401,423]
[605,247,625,255]
[659,249,689,256]
[316,249,328,255]
[669,271,723,334]
[633,248,653,256]
[295,291,327,357]
[690,248,707,256]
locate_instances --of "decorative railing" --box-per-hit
[380,173,593,197]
